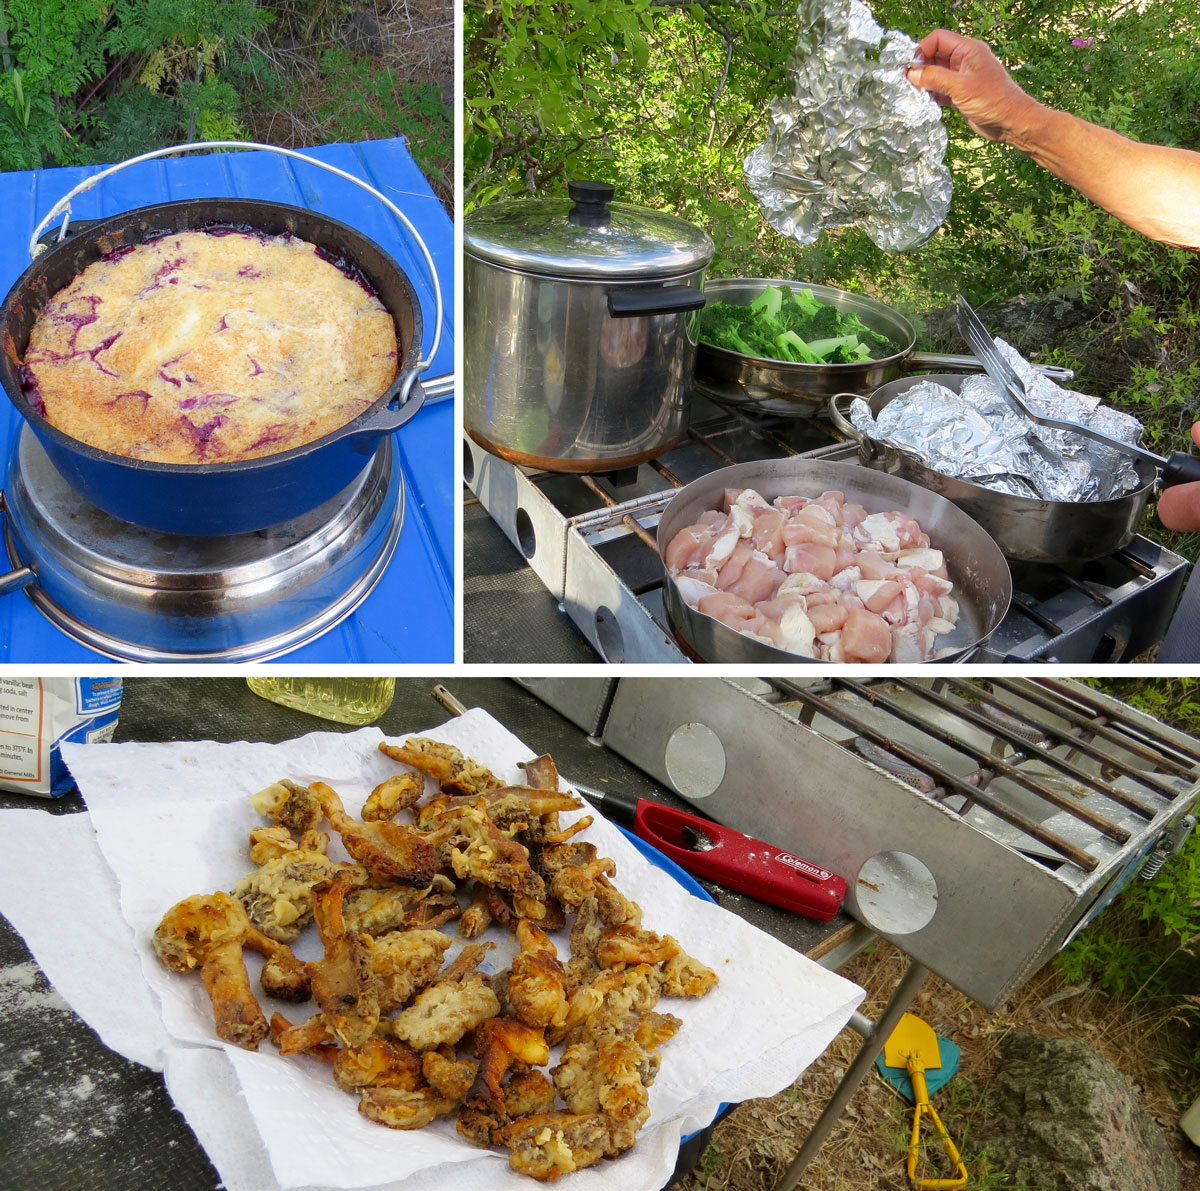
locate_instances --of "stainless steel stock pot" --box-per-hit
[463,181,714,472]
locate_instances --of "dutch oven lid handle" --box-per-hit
[27,142,444,401]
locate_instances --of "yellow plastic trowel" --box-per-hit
[878,1013,969,1190]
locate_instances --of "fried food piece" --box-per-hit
[366,928,452,1012]
[248,825,297,865]
[447,804,545,901]
[269,1011,334,1057]
[595,924,680,969]
[248,824,331,865]
[547,967,627,1045]
[359,1085,459,1130]
[379,737,502,796]
[634,1011,682,1051]
[309,871,379,1048]
[556,965,664,1048]
[243,926,311,1002]
[333,1035,423,1093]
[468,1015,552,1114]
[154,891,268,1050]
[251,779,324,833]
[341,874,455,936]
[233,850,339,943]
[460,883,493,939]
[402,890,462,930]
[311,781,440,887]
[548,858,616,911]
[494,1112,610,1181]
[508,919,567,1030]
[593,875,643,928]
[660,943,720,998]
[553,1033,652,1122]
[362,771,425,822]
[512,895,566,933]
[389,973,500,1050]
[518,754,560,791]
[503,1069,557,1118]
[422,1047,478,1101]
[568,895,605,962]
[539,841,602,876]
[437,941,492,984]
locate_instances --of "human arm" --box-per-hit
[1155,424,1200,532]
[907,30,1200,252]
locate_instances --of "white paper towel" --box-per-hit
[0,708,863,1191]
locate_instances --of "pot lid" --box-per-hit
[464,181,714,280]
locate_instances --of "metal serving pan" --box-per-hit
[656,457,1012,664]
[828,375,1158,564]
[693,278,1072,416]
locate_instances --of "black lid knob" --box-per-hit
[568,179,615,206]
[568,179,615,226]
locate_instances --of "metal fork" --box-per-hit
[956,295,1200,486]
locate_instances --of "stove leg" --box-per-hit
[773,959,931,1191]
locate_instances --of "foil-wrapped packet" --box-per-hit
[745,0,951,251]
[849,340,1145,501]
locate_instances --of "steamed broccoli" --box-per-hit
[698,284,903,365]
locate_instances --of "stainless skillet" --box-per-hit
[828,375,1158,564]
[656,457,1012,664]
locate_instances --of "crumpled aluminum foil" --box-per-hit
[849,340,1145,501]
[744,0,952,251]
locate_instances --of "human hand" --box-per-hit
[1157,424,1200,531]
[907,29,1042,144]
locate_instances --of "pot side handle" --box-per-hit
[827,393,873,453]
[332,372,454,452]
[906,351,1075,383]
[27,141,444,391]
[607,288,707,318]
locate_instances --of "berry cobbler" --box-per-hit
[21,229,400,464]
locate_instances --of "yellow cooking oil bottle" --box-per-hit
[246,677,396,726]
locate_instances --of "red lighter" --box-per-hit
[577,785,847,921]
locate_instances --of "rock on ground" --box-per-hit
[971,1031,1181,1191]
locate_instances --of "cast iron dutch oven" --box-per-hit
[0,198,424,535]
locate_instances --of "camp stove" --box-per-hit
[465,397,1188,662]
[523,676,1200,1008]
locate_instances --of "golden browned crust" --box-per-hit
[24,230,398,464]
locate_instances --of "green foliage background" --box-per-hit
[1064,678,1200,1067]
[0,1,452,202]
[465,0,1200,531]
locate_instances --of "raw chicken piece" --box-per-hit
[841,607,892,663]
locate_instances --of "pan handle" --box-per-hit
[906,351,1075,383]
[27,141,444,404]
[827,393,875,456]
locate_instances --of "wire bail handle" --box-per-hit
[28,141,443,404]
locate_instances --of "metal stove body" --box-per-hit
[465,400,1188,663]
[525,676,1200,1008]
[0,140,455,663]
